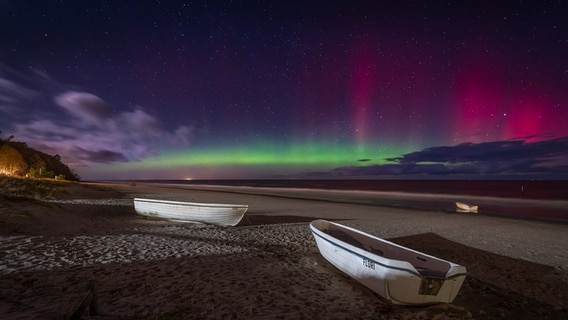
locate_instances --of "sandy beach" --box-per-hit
[1,182,567,319]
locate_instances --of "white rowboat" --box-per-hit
[310,219,467,305]
[133,198,248,226]
[455,202,478,213]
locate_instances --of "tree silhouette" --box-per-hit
[0,136,80,181]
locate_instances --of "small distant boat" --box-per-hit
[133,198,248,226]
[310,219,467,305]
[455,202,478,213]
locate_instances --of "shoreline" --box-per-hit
[131,182,568,224]
[1,182,567,319]
[117,179,568,200]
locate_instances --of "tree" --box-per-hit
[0,144,28,176]
[0,138,80,181]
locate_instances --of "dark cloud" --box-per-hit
[387,138,568,164]
[324,137,568,178]
[73,147,129,164]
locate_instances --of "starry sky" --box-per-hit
[1,1,567,180]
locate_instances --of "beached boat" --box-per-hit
[309,219,467,305]
[455,202,478,213]
[133,198,248,226]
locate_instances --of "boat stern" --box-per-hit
[386,269,467,305]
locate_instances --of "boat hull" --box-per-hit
[456,202,478,213]
[133,198,248,226]
[310,219,467,305]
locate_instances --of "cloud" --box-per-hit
[323,137,568,178]
[386,138,568,165]
[0,68,195,169]
[13,93,195,167]
[72,146,129,163]
[0,75,41,115]
[55,92,112,125]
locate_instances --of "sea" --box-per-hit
[122,179,568,223]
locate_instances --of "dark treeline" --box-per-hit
[0,132,80,181]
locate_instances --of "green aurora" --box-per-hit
[102,141,415,179]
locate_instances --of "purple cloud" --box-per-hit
[13,92,195,167]
[1,68,195,168]
[55,92,112,125]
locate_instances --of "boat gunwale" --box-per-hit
[133,197,248,209]
[310,220,467,280]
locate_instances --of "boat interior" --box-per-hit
[322,227,451,278]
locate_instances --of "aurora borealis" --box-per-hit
[1,1,567,180]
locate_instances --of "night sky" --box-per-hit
[1,1,567,180]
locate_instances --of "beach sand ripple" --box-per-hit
[1,222,403,319]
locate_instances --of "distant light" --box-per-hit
[184,177,193,180]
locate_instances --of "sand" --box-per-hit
[0,182,567,319]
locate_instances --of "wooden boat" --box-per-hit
[133,198,248,226]
[309,219,467,305]
[455,202,478,213]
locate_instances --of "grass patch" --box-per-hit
[0,175,69,200]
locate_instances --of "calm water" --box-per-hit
[129,179,568,223]
[158,179,567,200]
